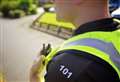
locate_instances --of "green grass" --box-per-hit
[38,12,75,30]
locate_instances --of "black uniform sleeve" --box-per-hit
[45,50,120,82]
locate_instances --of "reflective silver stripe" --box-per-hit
[65,38,120,70]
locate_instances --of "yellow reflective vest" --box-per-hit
[38,20,120,82]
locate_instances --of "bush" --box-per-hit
[0,0,38,18]
[0,12,3,17]
[19,1,37,15]
[33,0,38,6]
[9,9,25,18]
[0,1,20,17]
[19,0,30,12]
[28,4,37,15]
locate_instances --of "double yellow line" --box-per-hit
[0,72,6,82]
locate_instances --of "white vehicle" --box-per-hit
[111,7,120,19]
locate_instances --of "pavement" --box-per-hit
[0,8,64,82]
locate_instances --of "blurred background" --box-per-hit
[0,0,120,82]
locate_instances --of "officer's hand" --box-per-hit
[30,44,52,82]
[30,55,45,82]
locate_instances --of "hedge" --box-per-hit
[0,0,38,18]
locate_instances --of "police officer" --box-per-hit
[30,0,120,82]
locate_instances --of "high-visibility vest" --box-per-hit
[39,20,120,82]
